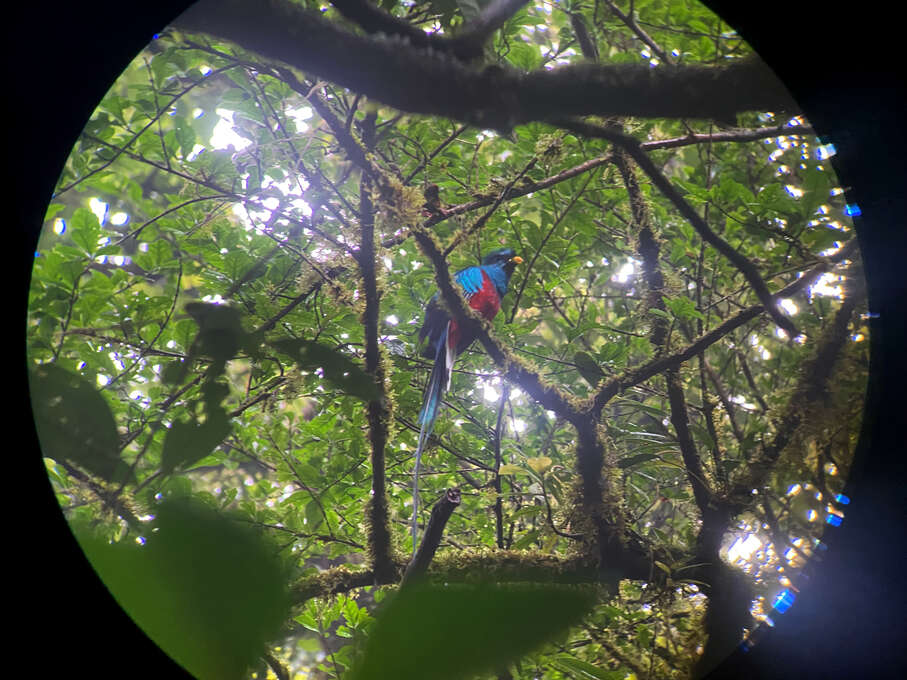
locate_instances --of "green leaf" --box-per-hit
[552,655,624,680]
[69,207,101,254]
[183,302,249,379]
[161,407,232,474]
[44,203,65,222]
[350,583,594,680]
[270,338,380,402]
[74,498,291,680]
[527,456,553,475]
[574,350,603,386]
[636,623,653,647]
[304,500,324,531]
[512,529,540,550]
[618,453,659,469]
[498,464,524,476]
[455,0,484,22]
[29,363,133,484]
[662,295,705,321]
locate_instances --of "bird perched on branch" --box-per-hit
[411,247,523,552]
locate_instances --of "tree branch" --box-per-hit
[357,111,395,581]
[330,0,529,62]
[728,282,862,507]
[402,488,462,586]
[172,0,797,130]
[587,240,858,417]
[602,0,673,65]
[666,368,713,514]
[553,118,799,336]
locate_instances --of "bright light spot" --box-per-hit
[775,327,788,340]
[483,382,500,403]
[612,258,637,284]
[211,109,252,150]
[383,256,393,270]
[640,49,651,58]
[729,395,757,411]
[110,211,129,226]
[89,197,109,225]
[186,144,206,162]
[385,315,399,326]
[773,589,796,613]
[135,537,146,545]
[200,64,212,75]
[53,218,66,234]
[202,294,226,304]
[786,116,805,127]
[844,204,861,217]
[511,418,527,433]
[831,187,845,196]
[778,299,798,316]
[784,185,804,199]
[286,105,313,132]
[827,505,845,520]
[97,374,110,387]
[809,272,844,299]
[835,493,850,504]
[816,143,837,160]
[807,509,818,521]
[727,533,763,563]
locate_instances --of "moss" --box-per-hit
[373,174,424,231]
[291,565,371,605]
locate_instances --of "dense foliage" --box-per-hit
[28,1,867,678]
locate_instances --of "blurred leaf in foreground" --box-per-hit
[75,498,291,680]
[350,582,595,680]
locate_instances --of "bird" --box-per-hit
[411,247,523,552]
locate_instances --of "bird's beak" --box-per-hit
[511,256,524,264]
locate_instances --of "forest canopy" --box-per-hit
[27,1,868,678]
